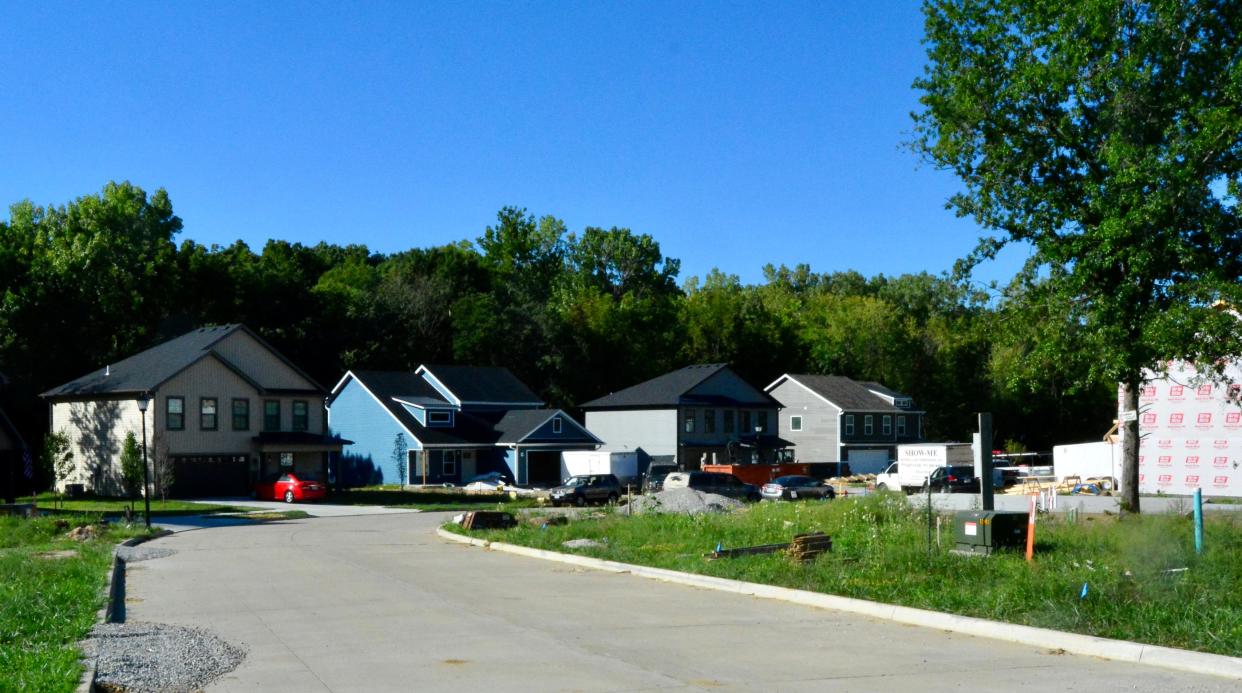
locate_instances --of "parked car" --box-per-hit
[644,463,678,493]
[662,471,760,501]
[760,475,836,501]
[923,465,994,493]
[254,472,327,503]
[549,474,622,506]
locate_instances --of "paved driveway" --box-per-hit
[126,513,1234,692]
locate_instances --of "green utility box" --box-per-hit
[953,510,1028,556]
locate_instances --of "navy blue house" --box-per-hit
[327,365,601,487]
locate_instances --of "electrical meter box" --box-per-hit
[953,510,1027,556]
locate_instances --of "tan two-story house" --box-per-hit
[41,324,345,497]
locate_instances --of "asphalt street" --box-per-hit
[125,512,1237,692]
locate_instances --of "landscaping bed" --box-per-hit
[0,515,154,692]
[449,494,1242,657]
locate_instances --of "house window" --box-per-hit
[756,411,769,433]
[723,410,735,433]
[684,410,695,433]
[552,417,562,434]
[264,401,280,431]
[428,410,452,427]
[292,401,308,432]
[704,409,716,434]
[442,450,459,476]
[166,397,185,431]
[864,415,874,435]
[232,399,249,431]
[790,415,803,432]
[896,416,906,436]
[200,398,218,430]
[883,415,892,435]
[844,414,854,436]
[741,410,752,432]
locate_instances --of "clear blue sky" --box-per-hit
[0,1,1028,286]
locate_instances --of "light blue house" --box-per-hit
[327,365,601,487]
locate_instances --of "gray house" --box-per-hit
[765,374,925,473]
[41,324,345,497]
[581,364,782,470]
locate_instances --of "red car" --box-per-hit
[254,472,327,503]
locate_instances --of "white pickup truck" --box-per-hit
[874,443,973,494]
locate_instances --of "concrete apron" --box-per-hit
[437,527,1242,682]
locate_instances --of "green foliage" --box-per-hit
[40,432,74,491]
[460,498,1242,655]
[391,433,408,486]
[913,0,1242,506]
[0,515,151,692]
[1,183,1132,452]
[118,431,143,501]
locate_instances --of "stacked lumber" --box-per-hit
[787,532,832,562]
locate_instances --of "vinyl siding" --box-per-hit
[686,369,771,403]
[585,409,678,460]
[213,330,319,391]
[51,398,147,495]
[158,358,268,454]
[521,414,598,445]
[328,377,413,485]
[768,380,840,462]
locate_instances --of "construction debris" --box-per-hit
[788,532,833,562]
[458,511,516,530]
[705,531,832,562]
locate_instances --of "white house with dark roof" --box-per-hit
[764,374,925,473]
[327,366,600,487]
[41,324,345,497]
[580,364,783,470]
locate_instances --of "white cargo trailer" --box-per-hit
[560,451,639,485]
[1052,441,1120,486]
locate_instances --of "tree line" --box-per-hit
[0,181,1116,462]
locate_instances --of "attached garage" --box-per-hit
[524,450,563,487]
[170,455,251,498]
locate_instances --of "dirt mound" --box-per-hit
[628,487,744,515]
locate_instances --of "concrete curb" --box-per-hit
[437,526,1242,681]
[75,529,173,693]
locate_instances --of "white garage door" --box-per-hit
[847,449,890,474]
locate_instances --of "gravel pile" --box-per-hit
[85,622,245,693]
[116,545,175,563]
[627,487,744,515]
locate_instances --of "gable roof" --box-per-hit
[417,365,543,405]
[41,324,325,400]
[580,364,777,410]
[768,374,912,413]
[335,371,595,447]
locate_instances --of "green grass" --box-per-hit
[451,494,1242,656]
[32,493,245,517]
[219,510,312,522]
[330,487,537,511]
[0,515,153,693]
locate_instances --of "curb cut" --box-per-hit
[76,529,173,693]
[437,526,1242,681]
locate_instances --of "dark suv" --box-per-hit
[549,474,622,506]
[924,465,1004,493]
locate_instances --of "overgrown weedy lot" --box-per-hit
[0,515,150,693]
[452,494,1242,656]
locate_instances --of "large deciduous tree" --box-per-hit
[913,0,1242,511]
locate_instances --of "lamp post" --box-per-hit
[136,394,152,530]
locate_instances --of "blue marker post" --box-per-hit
[1193,487,1204,554]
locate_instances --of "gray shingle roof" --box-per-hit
[580,364,777,410]
[421,365,542,404]
[778,375,908,412]
[41,324,323,399]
